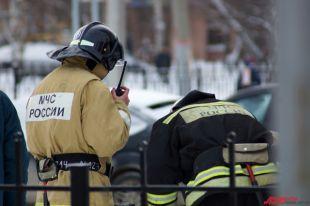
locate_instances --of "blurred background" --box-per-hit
[1,0,310,206]
[0,0,275,100]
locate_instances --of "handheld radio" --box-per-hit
[115,61,127,96]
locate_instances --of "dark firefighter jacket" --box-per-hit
[146,90,277,206]
[0,91,29,206]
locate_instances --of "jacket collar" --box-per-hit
[62,56,89,70]
[172,90,216,111]
[61,57,101,80]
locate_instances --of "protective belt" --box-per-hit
[37,153,109,206]
[36,153,113,183]
[52,153,101,171]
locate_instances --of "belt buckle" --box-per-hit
[37,158,58,182]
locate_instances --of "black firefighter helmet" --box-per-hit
[47,22,124,71]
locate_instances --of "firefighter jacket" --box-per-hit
[26,57,131,206]
[146,90,277,206]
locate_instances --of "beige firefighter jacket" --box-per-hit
[26,57,131,206]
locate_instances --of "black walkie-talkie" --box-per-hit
[115,61,127,96]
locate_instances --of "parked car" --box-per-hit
[227,83,277,131]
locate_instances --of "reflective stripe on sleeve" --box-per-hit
[147,192,177,205]
[118,110,131,129]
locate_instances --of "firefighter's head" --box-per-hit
[48,22,124,78]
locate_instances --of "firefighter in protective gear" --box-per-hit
[26,22,131,206]
[146,90,277,206]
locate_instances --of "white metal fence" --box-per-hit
[125,62,274,100]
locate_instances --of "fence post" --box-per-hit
[227,131,237,206]
[142,70,147,89]
[197,66,202,90]
[14,131,23,206]
[139,141,148,206]
[70,167,89,206]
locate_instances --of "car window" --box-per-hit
[234,93,272,123]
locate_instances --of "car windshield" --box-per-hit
[234,92,272,123]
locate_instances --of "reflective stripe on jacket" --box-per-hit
[147,192,178,205]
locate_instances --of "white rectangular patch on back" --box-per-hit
[26,92,74,122]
